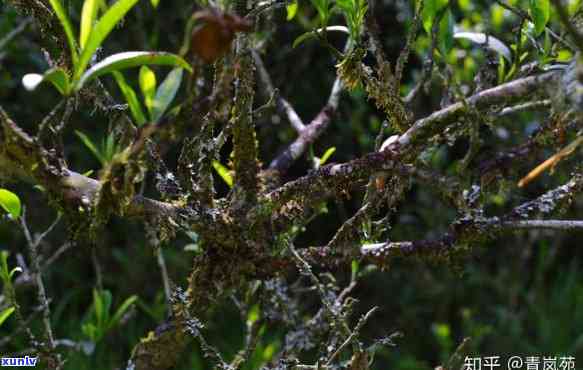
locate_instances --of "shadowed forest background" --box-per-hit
[1,0,583,369]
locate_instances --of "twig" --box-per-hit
[19,208,57,352]
[253,50,306,132]
[325,306,378,366]
[156,248,172,306]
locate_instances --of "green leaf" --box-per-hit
[0,251,9,282]
[93,289,105,328]
[422,0,448,34]
[22,68,71,95]
[287,0,298,20]
[319,147,336,166]
[150,0,160,7]
[139,66,157,117]
[151,68,183,122]
[530,0,550,36]
[0,189,21,219]
[76,51,192,91]
[310,0,330,26]
[81,322,98,341]
[0,307,15,327]
[80,0,100,49]
[109,295,138,330]
[212,161,234,188]
[438,9,454,54]
[76,130,106,164]
[112,71,147,126]
[74,0,140,81]
[48,0,79,65]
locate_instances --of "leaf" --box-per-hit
[438,9,454,55]
[454,32,512,62]
[151,68,183,122]
[76,51,192,91]
[74,0,140,81]
[319,147,336,166]
[287,0,298,20]
[292,26,349,48]
[22,68,71,95]
[76,130,105,164]
[310,0,331,25]
[93,289,105,329]
[530,0,550,36]
[212,161,234,188]
[112,71,147,125]
[0,307,15,327]
[0,189,21,219]
[48,0,79,65]
[150,0,160,8]
[109,295,138,330]
[139,66,157,116]
[422,0,448,34]
[80,0,100,49]
[0,251,9,282]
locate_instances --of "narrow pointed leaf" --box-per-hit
[76,130,106,164]
[48,0,79,64]
[0,189,21,219]
[151,68,183,122]
[319,147,336,166]
[112,72,147,125]
[75,0,140,80]
[109,295,138,330]
[80,0,100,49]
[212,161,234,188]
[76,51,191,91]
[0,307,15,327]
[139,66,156,117]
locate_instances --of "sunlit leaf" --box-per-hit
[80,0,100,49]
[76,51,191,90]
[319,147,336,166]
[48,0,79,64]
[287,0,298,20]
[212,161,234,188]
[139,66,157,116]
[0,307,15,327]
[0,189,21,219]
[150,0,160,8]
[75,0,140,81]
[151,68,183,123]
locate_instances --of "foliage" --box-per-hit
[1,0,583,369]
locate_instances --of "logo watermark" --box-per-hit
[462,355,576,370]
[1,356,38,367]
